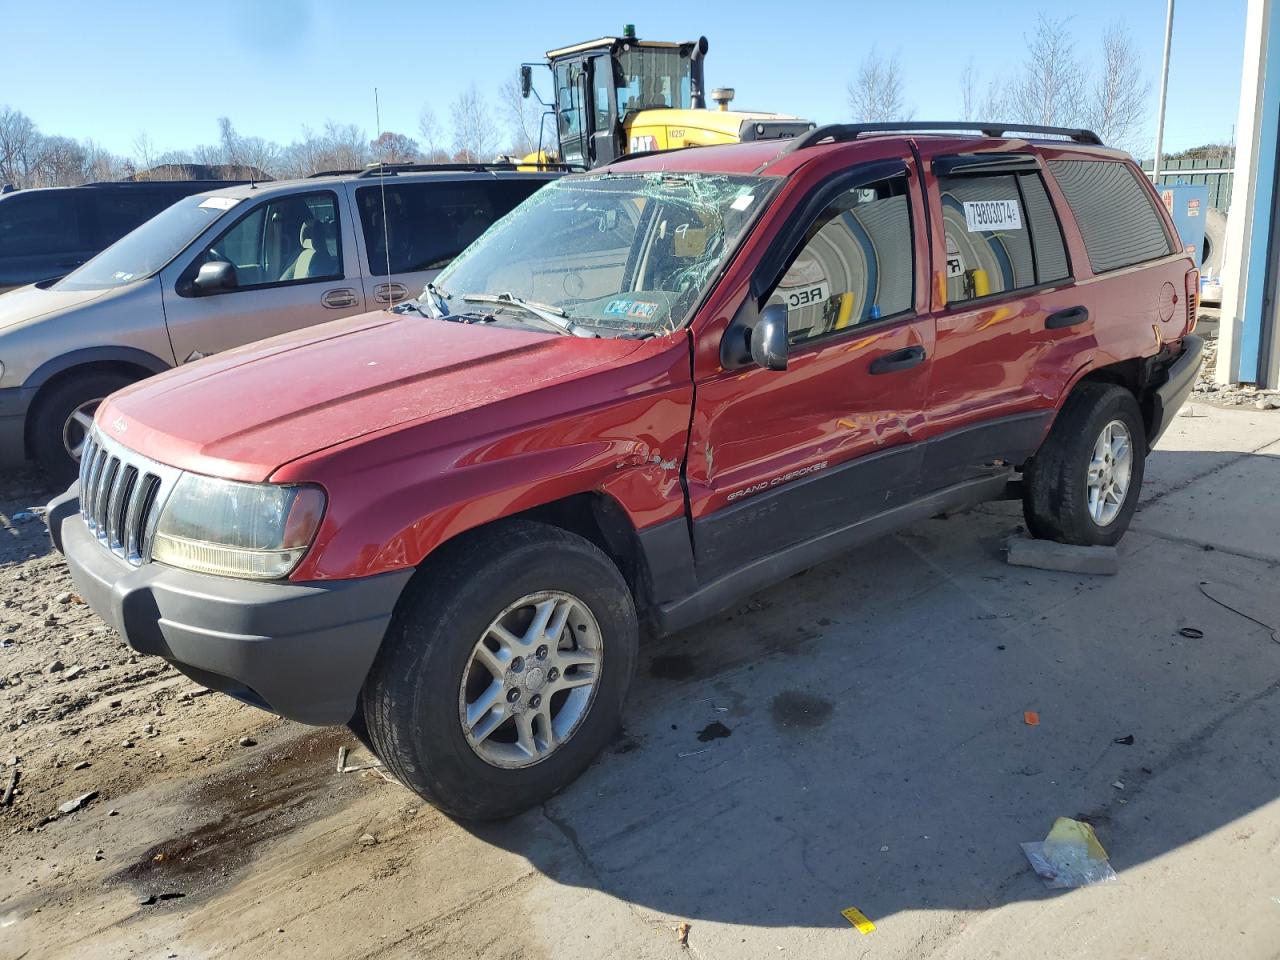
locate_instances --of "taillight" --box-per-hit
[1185,268,1200,333]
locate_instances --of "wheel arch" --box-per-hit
[400,490,664,626]
[1057,355,1165,448]
[22,348,169,457]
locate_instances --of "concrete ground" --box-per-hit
[4,400,1280,960]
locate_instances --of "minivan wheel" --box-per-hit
[359,520,638,820]
[1022,383,1147,547]
[29,371,135,485]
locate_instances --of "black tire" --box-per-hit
[1023,383,1146,546]
[29,371,136,485]
[359,519,638,820]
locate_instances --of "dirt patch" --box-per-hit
[648,653,696,680]
[696,721,732,742]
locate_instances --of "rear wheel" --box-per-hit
[29,371,135,485]
[360,520,638,820]
[1022,383,1146,546]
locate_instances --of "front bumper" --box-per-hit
[0,386,34,468]
[54,497,413,725]
[1148,334,1205,446]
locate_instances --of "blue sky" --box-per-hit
[0,0,1246,158]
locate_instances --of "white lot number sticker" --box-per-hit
[199,196,240,210]
[963,199,1022,232]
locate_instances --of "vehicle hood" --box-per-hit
[99,311,645,482]
[0,283,116,333]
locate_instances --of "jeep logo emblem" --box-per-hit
[112,416,127,433]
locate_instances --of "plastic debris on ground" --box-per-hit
[1023,711,1040,726]
[1020,817,1118,889]
[841,906,876,934]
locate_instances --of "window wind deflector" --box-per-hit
[932,154,1040,177]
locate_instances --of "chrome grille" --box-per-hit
[78,428,181,564]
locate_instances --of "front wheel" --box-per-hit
[359,520,638,820]
[29,371,136,485]
[1022,383,1147,546]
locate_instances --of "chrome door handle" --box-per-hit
[373,282,409,304]
[322,288,359,309]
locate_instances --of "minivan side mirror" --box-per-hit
[520,65,533,99]
[750,304,789,371]
[192,260,237,296]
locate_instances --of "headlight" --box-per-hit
[151,474,326,580]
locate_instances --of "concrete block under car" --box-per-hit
[1004,537,1120,575]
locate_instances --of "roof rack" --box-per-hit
[783,122,1104,154]
[308,161,581,179]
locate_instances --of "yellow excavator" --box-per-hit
[520,25,814,168]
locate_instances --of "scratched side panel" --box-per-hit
[279,339,694,581]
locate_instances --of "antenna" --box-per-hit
[375,87,393,303]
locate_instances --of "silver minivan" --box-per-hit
[0,165,559,480]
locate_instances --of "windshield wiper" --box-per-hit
[458,292,595,337]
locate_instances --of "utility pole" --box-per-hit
[1151,0,1176,184]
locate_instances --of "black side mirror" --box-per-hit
[750,304,788,371]
[520,65,533,99]
[720,299,789,371]
[192,260,237,296]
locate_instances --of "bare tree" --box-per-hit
[450,84,499,162]
[497,71,547,156]
[417,106,449,162]
[1010,15,1085,126]
[847,49,913,123]
[1084,22,1150,150]
[0,106,41,186]
[370,130,420,164]
[959,59,980,121]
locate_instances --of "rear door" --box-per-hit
[348,176,549,307]
[686,157,933,581]
[160,187,366,361]
[917,147,1083,490]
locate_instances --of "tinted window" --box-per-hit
[1047,159,1175,273]
[1019,173,1069,283]
[356,179,547,275]
[0,192,82,257]
[191,191,340,289]
[92,190,181,247]
[767,176,914,346]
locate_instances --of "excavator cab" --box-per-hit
[522,26,812,169]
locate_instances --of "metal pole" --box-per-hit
[1151,0,1176,184]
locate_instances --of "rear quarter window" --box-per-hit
[1047,159,1176,273]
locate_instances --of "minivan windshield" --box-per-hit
[433,172,774,337]
[54,194,242,291]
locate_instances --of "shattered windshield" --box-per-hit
[433,172,775,337]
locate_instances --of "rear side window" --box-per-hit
[938,171,1069,305]
[356,179,547,275]
[0,192,83,257]
[1047,159,1176,273]
[767,175,914,346]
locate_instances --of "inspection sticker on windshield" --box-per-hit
[199,196,240,210]
[605,299,658,319]
[730,193,755,211]
[963,199,1022,232]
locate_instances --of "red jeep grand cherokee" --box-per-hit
[50,123,1203,819]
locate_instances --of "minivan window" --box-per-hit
[767,176,914,346]
[0,192,81,257]
[188,191,340,290]
[1047,159,1176,273]
[92,190,184,249]
[435,172,773,337]
[54,194,241,291]
[938,171,1068,305]
[356,180,547,277]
